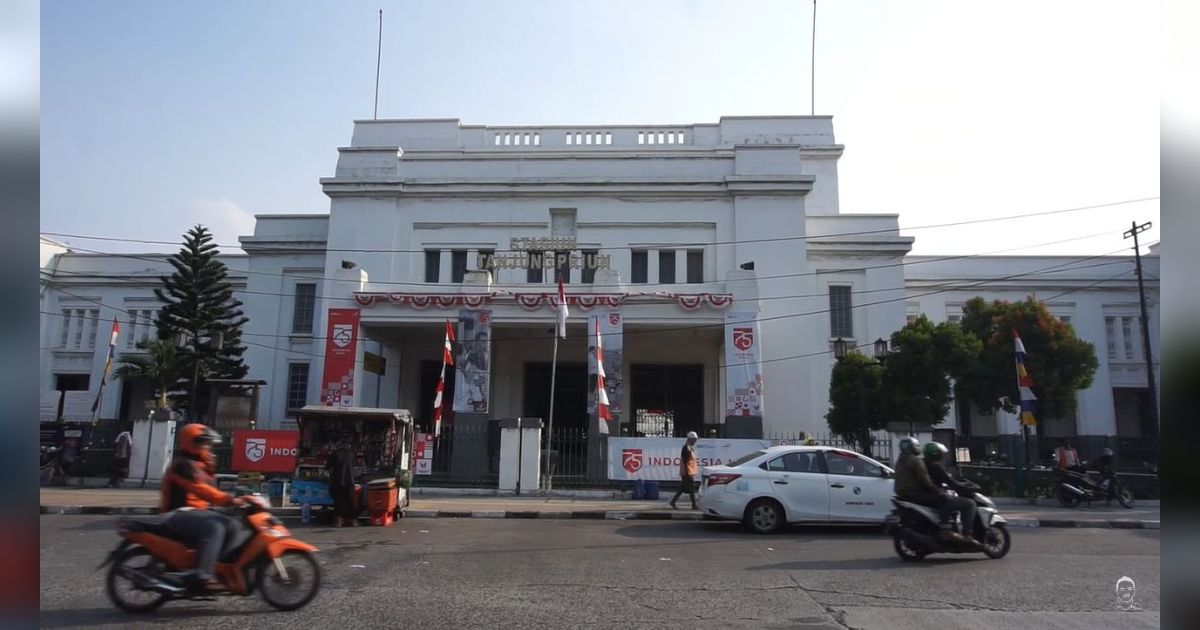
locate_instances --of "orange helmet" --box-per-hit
[179,423,222,458]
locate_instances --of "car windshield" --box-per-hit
[725,451,766,468]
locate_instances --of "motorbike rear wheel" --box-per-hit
[893,529,926,562]
[105,547,170,613]
[1056,485,1081,508]
[258,550,322,611]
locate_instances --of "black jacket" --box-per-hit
[926,460,972,495]
[326,448,355,488]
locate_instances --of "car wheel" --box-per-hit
[743,499,784,535]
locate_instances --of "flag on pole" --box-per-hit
[1013,330,1038,426]
[433,320,455,437]
[556,276,569,339]
[92,318,119,413]
[595,319,611,433]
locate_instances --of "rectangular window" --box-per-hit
[829,286,853,338]
[631,251,648,284]
[142,310,157,343]
[286,363,310,412]
[555,251,571,284]
[906,314,918,325]
[73,309,85,348]
[658,250,676,284]
[686,250,703,284]
[1105,317,1118,359]
[60,309,72,347]
[126,312,139,349]
[86,309,100,348]
[292,283,316,334]
[527,252,544,283]
[1122,317,1136,359]
[451,250,468,283]
[581,249,599,284]
[424,250,441,283]
[948,314,962,325]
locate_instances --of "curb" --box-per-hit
[39,505,1157,528]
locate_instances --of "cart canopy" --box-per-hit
[290,406,413,424]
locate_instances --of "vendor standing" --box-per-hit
[326,439,357,527]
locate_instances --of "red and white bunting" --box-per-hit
[595,319,611,433]
[432,320,456,437]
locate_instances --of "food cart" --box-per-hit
[288,406,415,525]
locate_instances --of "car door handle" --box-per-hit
[773,480,788,485]
[830,483,845,489]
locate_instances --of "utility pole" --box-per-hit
[811,0,817,115]
[1123,221,1159,433]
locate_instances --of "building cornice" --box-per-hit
[321,175,814,199]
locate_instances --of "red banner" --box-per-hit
[320,308,361,407]
[231,430,300,473]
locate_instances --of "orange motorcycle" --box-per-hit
[100,493,321,613]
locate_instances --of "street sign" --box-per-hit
[364,351,386,375]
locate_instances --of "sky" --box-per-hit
[39,0,1160,257]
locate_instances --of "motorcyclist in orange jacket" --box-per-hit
[159,423,241,593]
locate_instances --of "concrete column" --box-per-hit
[647,248,660,284]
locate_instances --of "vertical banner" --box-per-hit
[588,309,623,417]
[453,309,492,413]
[413,433,434,475]
[320,308,361,407]
[724,312,765,417]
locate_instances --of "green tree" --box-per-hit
[114,338,183,411]
[956,297,1098,421]
[825,351,885,457]
[882,316,982,429]
[154,225,249,419]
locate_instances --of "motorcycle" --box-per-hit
[99,492,321,613]
[1053,466,1134,508]
[884,481,1011,561]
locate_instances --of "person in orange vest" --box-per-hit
[669,431,700,510]
[1055,438,1085,474]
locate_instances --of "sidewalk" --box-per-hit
[40,487,1160,529]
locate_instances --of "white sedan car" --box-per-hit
[698,445,896,534]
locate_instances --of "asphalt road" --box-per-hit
[40,516,1159,630]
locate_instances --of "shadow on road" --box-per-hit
[745,556,980,572]
[613,522,886,540]
[40,606,272,628]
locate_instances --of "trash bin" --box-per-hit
[267,478,290,508]
[366,478,399,527]
[644,481,660,500]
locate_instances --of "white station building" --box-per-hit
[39,116,1160,443]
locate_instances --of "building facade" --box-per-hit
[38,116,1159,442]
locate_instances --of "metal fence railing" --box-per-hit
[955,434,1159,473]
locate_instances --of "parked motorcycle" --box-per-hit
[885,482,1011,561]
[99,492,321,613]
[1053,467,1134,508]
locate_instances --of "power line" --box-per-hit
[40,196,1158,256]
[43,227,1124,291]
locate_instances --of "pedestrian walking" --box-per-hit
[326,438,357,527]
[109,424,133,487]
[670,431,700,510]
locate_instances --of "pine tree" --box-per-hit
[154,225,249,420]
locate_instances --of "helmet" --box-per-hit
[899,437,921,455]
[1101,448,1113,457]
[686,431,699,440]
[179,423,222,458]
[923,441,948,461]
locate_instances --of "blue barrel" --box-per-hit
[632,479,646,500]
[267,478,290,507]
[644,481,660,500]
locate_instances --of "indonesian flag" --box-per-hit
[1013,330,1038,427]
[92,318,119,413]
[556,276,569,339]
[595,319,611,433]
[433,320,455,437]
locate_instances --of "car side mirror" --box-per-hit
[882,469,894,479]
